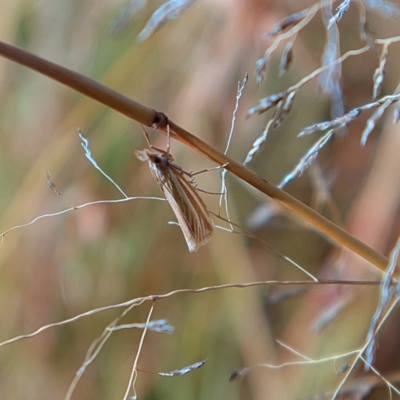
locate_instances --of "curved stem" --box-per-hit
[0,41,391,272]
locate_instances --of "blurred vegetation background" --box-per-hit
[0,0,399,399]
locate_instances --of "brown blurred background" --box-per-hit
[0,0,399,399]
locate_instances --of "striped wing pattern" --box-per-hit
[135,149,214,252]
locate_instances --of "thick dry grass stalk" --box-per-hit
[0,40,392,272]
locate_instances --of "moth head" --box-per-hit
[135,149,174,166]
[134,149,150,162]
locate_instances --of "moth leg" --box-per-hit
[140,124,153,147]
[195,188,224,195]
[186,178,222,195]
[166,123,171,158]
[183,163,229,178]
[151,112,171,156]
[139,124,168,155]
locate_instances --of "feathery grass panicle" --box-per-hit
[373,43,389,100]
[299,90,400,142]
[364,238,400,371]
[256,4,320,85]
[328,0,352,28]
[136,0,197,43]
[278,41,293,77]
[157,360,207,377]
[278,130,334,189]
[243,119,274,166]
[263,9,310,38]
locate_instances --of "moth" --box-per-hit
[135,133,214,252]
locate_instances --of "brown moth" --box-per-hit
[135,147,214,252]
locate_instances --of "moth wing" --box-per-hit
[157,169,214,253]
